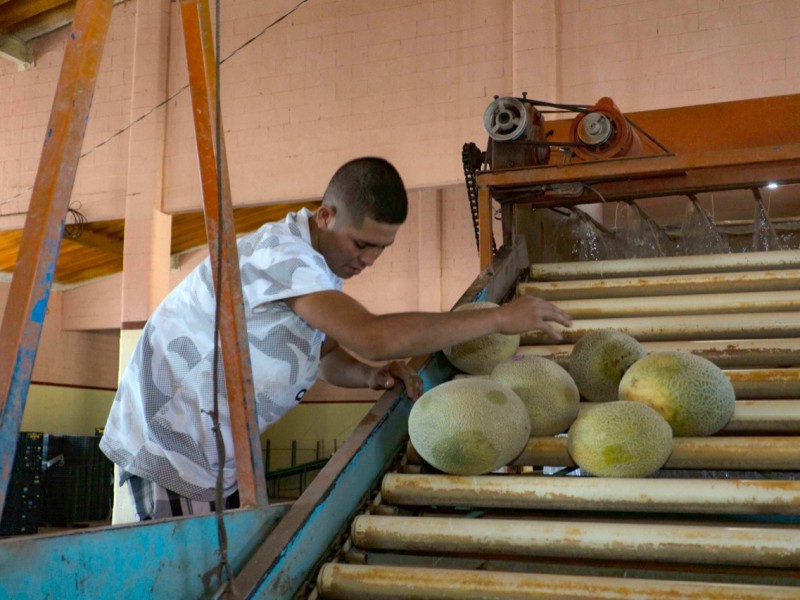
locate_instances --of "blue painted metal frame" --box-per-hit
[0,505,288,599]
[0,0,113,518]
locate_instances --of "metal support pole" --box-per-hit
[478,184,493,271]
[0,0,113,516]
[179,0,267,507]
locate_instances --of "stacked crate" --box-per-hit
[0,433,44,536]
[42,433,114,526]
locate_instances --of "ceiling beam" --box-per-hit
[0,32,32,69]
[0,0,73,31]
[6,2,75,42]
[63,227,123,256]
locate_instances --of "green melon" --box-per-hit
[618,350,735,437]
[490,355,580,436]
[569,329,646,402]
[567,401,673,477]
[443,302,520,375]
[408,378,531,475]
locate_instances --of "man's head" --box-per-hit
[314,157,408,279]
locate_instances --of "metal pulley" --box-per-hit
[569,97,643,160]
[483,96,529,141]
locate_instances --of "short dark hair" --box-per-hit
[322,157,408,227]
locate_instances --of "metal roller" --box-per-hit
[725,401,800,432]
[316,563,800,600]
[548,290,800,319]
[517,269,800,300]
[520,312,800,344]
[573,400,800,433]
[729,369,800,399]
[509,437,800,470]
[380,474,800,514]
[349,515,800,568]
[529,249,800,281]
[518,338,800,369]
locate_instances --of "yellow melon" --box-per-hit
[569,329,646,402]
[618,350,735,437]
[443,302,520,375]
[567,401,673,477]
[490,355,580,436]
[408,378,531,475]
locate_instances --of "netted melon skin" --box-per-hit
[443,302,520,375]
[490,355,580,436]
[618,350,735,437]
[567,401,673,478]
[569,329,646,402]
[408,378,531,475]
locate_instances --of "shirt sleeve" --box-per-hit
[238,231,339,311]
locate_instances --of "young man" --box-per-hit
[100,157,571,522]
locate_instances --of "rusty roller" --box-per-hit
[381,474,800,515]
[519,338,800,368]
[521,313,800,344]
[405,436,800,470]
[529,249,800,281]
[548,290,800,319]
[573,400,800,433]
[316,563,800,600]
[518,338,800,369]
[349,515,799,569]
[728,369,800,399]
[505,437,800,471]
[518,269,800,301]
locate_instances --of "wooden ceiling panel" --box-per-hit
[0,201,321,287]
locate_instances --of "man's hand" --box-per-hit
[368,361,423,400]
[496,296,573,341]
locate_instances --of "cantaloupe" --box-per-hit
[408,378,531,475]
[443,302,520,375]
[569,329,646,402]
[490,355,580,436]
[618,350,735,437]
[567,401,673,477]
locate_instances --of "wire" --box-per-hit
[0,0,310,214]
[210,0,235,595]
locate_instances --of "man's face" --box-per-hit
[317,207,400,279]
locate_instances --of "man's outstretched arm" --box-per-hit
[285,290,571,362]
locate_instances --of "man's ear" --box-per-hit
[316,204,337,230]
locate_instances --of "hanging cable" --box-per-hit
[210,0,235,595]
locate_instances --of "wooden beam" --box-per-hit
[0,32,33,69]
[0,0,73,31]
[0,0,112,517]
[64,227,123,256]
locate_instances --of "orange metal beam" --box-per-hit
[179,0,267,508]
[0,0,112,515]
[545,94,800,158]
[476,94,800,269]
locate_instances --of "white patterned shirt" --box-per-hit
[100,209,341,500]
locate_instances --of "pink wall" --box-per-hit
[0,283,119,389]
[2,0,800,391]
